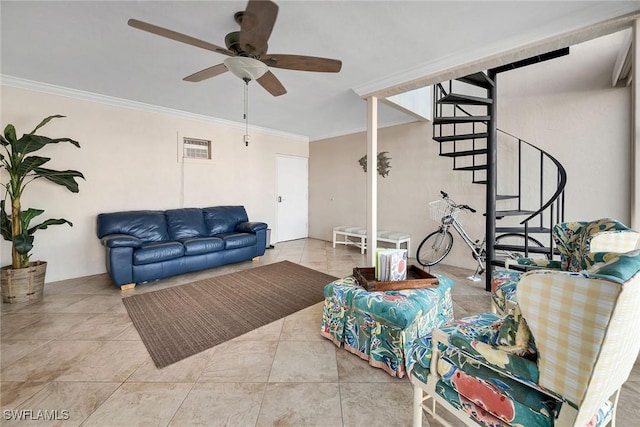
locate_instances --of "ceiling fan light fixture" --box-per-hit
[224,57,268,81]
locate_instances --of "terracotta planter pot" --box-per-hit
[1,261,47,303]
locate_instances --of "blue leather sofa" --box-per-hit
[96,205,268,288]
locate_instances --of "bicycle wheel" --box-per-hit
[494,233,549,264]
[416,229,454,266]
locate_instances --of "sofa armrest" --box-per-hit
[236,221,268,233]
[101,234,143,248]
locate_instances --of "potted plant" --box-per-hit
[0,115,84,303]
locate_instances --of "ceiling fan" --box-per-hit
[128,0,342,97]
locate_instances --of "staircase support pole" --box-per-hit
[366,96,378,267]
[485,71,498,292]
[632,18,640,229]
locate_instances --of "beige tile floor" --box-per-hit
[1,238,638,426]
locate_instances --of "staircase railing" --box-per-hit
[496,129,566,257]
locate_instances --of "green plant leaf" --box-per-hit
[27,218,73,235]
[13,233,34,256]
[3,124,17,143]
[16,156,51,176]
[32,168,85,193]
[30,115,65,134]
[15,134,81,155]
[0,200,11,241]
[20,208,44,230]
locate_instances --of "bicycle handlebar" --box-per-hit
[440,190,476,213]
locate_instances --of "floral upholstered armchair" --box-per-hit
[409,249,640,427]
[492,218,640,314]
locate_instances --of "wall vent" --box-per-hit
[183,137,211,160]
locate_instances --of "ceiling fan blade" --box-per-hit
[261,54,342,73]
[128,19,233,56]
[183,63,228,82]
[257,71,287,97]
[239,0,278,54]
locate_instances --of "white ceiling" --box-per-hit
[2,1,639,141]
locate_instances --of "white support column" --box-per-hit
[632,18,640,229]
[366,96,378,266]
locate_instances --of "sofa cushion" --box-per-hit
[97,210,169,242]
[165,208,206,240]
[218,232,257,250]
[203,206,249,235]
[133,242,185,265]
[182,237,225,256]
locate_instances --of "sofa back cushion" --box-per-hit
[97,210,169,242]
[165,208,206,240]
[203,206,249,235]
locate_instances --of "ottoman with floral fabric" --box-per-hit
[320,273,454,378]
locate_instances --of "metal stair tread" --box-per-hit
[496,194,519,200]
[454,165,487,171]
[433,132,489,142]
[433,116,491,124]
[456,72,495,89]
[437,93,493,106]
[496,227,552,233]
[493,244,552,254]
[440,149,488,158]
[495,209,536,217]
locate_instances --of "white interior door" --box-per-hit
[276,155,308,242]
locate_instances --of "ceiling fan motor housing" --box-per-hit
[225,30,266,57]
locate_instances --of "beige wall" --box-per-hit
[1,85,307,282]
[309,120,487,270]
[309,33,632,270]
[498,31,631,224]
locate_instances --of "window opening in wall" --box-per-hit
[183,137,211,160]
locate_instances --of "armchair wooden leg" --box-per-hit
[120,283,136,290]
[413,385,423,427]
[610,389,621,427]
[252,256,260,262]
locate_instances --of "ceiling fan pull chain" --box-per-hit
[244,78,250,146]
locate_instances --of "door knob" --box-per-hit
[277,196,283,202]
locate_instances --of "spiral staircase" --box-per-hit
[432,49,569,291]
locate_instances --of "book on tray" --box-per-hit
[375,248,408,281]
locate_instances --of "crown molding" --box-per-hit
[0,75,309,143]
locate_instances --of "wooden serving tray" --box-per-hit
[353,265,439,292]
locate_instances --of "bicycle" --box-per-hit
[416,190,547,281]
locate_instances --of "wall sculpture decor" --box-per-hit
[358,151,392,177]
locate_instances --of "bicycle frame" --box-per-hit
[437,206,486,280]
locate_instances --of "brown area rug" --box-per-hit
[122,261,337,368]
